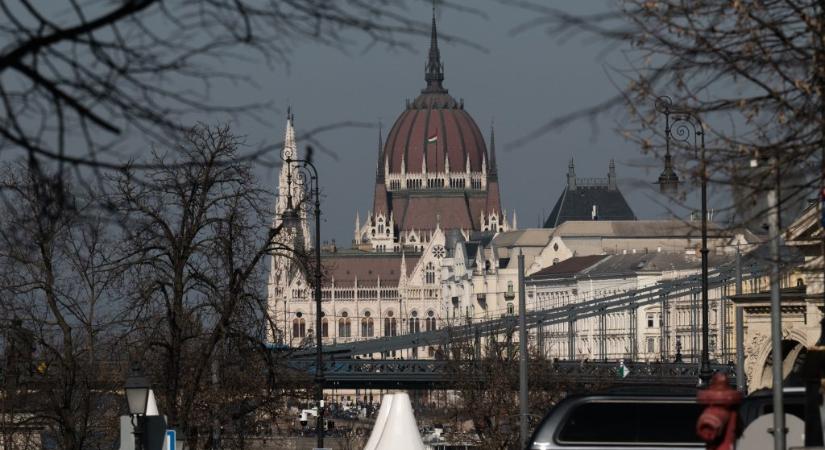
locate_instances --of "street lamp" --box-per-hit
[281,143,325,449]
[124,362,151,450]
[655,96,713,386]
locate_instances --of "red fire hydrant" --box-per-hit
[696,373,743,450]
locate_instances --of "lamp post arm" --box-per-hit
[656,96,712,386]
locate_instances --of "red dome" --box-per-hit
[383,92,487,174]
[380,11,488,175]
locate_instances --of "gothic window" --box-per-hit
[293,318,306,338]
[321,318,329,337]
[338,311,351,338]
[361,311,374,337]
[384,311,397,337]
[425,263,436,284]
[408,311,420,334]
[426,310,437,331]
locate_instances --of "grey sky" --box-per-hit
[213,1,681,245]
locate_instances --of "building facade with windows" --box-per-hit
[268,11,511,350]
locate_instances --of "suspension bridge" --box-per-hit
[279,255,769,388]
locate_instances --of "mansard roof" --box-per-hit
[544,186,636,228]
[544,160,636,228]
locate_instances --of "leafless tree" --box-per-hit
[113,124,306,450]
[444,333,563,450]
[0,165,126,450]
[0,0,480,193]
[510,0,825,229]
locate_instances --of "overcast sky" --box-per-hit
[210,0,686,245]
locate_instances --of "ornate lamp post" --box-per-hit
[281,143,325,448]
[124,363,151,450]
[655,96,713,386]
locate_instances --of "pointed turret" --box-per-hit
[375,122,385,182]
[282,107,297,161]
[658,149,679,194]
[567,158,576,191]
[423,4,446,93]
[484,121,503,220]
[354,212,361,245]
[608,159,617,190]
[488,121,498,176]
[399,251,408,287]
[372,123,390,217]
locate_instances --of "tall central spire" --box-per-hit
[423,4,445,93]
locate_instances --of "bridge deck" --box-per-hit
[287,358,736,389]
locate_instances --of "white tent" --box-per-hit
[363,393,425,450]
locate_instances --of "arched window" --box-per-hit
[361,311,374,337]
[408,311,420,334]
[338,311,351,338]
[425,263,435,284]
[426,310,437,332]
[321,318,329,337]
[384,310,397,337]
[292,317,306,338]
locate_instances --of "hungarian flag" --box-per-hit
[427,131,438,143]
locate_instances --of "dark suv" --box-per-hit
[528,388,704,450]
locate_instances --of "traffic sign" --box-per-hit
[164,430,176,450]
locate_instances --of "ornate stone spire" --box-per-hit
[423,4,446,93]
[376,122,385,182]
[608,159,617,190]
[658,148,680,194]
[567,158,576,191]
[488,120,498,176]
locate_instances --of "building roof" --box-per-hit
[544,160,636,228]
[586,252,731,276]
[553,219,735,238]
[527,252,735,282]
[544,186,636,228]
[370,13,502,231]
[382,13,487,175]
[391,191,482,232]
[528,255,608,279]
[492,228,554,248]
[320,250,419,284]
